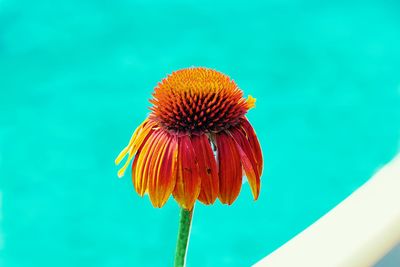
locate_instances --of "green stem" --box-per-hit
[174,207,194,267]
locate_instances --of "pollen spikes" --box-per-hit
[149,68,254,134]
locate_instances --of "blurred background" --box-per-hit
[1,0,400,266]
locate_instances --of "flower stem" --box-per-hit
[174,207,194,267]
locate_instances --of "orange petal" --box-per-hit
[172,135,201,210]
[191,134,219,205]
[229,126,261,200]
[132,129,160,196]
[148,131,178,208]
[215,132,242,205]
[241,118,263,175]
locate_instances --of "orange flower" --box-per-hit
[116,67,263,210]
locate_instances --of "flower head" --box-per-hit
[116,67,263,210]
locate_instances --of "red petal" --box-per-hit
[229,126,261,200]
[215,132,242,205]
[241,118,263,175]
[191,134,219,205]
[172,135,201,210]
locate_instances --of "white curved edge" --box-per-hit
[254,154,400,267]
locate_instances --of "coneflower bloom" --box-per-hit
[116,67,263,210]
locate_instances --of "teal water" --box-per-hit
[1,0,400,266]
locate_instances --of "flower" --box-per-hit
[115,67,263,210]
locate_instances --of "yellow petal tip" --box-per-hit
[117,169,125,178]
[247,95,256,109]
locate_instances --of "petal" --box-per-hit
[229,126,261,200]
[116,119,157,177]
[172,135,201,210]
[115,119,148,165]
[148,131,178,208]
[215,132,242,205]
[240,118,263,175]
[191,134,219,205]
[132,129,160,196]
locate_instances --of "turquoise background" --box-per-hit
[1,0,400,266]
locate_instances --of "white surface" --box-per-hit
[254,155,400,267]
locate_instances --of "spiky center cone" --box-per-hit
[149,68,255,134]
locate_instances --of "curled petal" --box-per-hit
[229,126,261,200]
[215,132,242,205]
[191,134,219,205]
[173,135,201,210]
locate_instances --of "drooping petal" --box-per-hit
[240,118,263,175]
[173,135,201,210]
[132,129,160,196]
[229,126,261,200]
[148,131,178,208]
[115,119,148,164]
[116,119,157,177]
[191,134,219,205]
[215,132,242,205]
